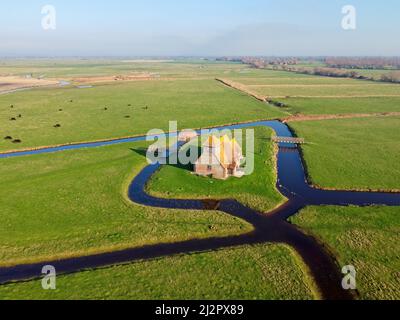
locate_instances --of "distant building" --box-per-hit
[194,135,244,180]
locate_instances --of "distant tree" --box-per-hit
[325,57,400,69]
[381,71,400,83]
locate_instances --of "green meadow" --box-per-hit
[0,141,251,267]
[225,70,400,115]
[0,59,246,79]
[1,59,399,300]
[230,76,362,86]
[291,206,400,300]
[225,69,398,88]
[148,126,285,212]
[251,83,400,98]
[0,244,315,300]
[0,79,285,152]
[290,116,400,191]
[282,96,400,115]
[225,70,316,79]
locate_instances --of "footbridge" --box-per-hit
[272,136,305,144]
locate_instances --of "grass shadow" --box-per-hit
[130,147,148,159]
[130,147,200,173]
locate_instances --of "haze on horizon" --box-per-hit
[1,0,399,57]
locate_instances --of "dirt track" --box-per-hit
[216,78,267,101]
[0,76,58,93]
[73,74,159,84]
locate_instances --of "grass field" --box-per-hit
[148,126,285,212]
[290,116,400,191]
[224,70,400,115]
[0,79,285,152]
[251,83,400,98]
[225,71,400,98]
[0,244,315,300]
[282,96,400,115]
[230,77,364,86]
[227,70,317,80]
[1,59,399,300]
[225,69,400,95]
[291,206,400,300]
[0,140,251,267]
[0,59,247,79]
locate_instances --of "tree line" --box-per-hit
[288,67,400,83]
[324,57,400,69]
[232,57,400,84]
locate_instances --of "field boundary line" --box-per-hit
[247,84,395,88]
[216,78,267,102]
[269,95,400,98]
[283,112,400,123]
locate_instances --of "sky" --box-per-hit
[0,0,399,57]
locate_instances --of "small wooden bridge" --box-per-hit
[272,136,305,144]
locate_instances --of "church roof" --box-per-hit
[203,135,221,148]
[197,135,243,169]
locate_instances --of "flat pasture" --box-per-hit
[291,206,400,300]
[0,244,315,300]
[0,141,250,267]
[0,79,285,152]
[290,116,400,191]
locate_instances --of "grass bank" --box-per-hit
[291,206,400,300]
[0,141,251,267]
[290,116,400,191]
[0,244,314,300]
[282,96,400,115]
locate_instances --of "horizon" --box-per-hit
[1,0,399,57]
[2,55,400,59]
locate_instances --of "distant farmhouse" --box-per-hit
[194,135,244,180]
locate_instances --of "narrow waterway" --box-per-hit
[0,120,399,300]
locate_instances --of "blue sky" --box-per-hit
[0,0,399,56]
